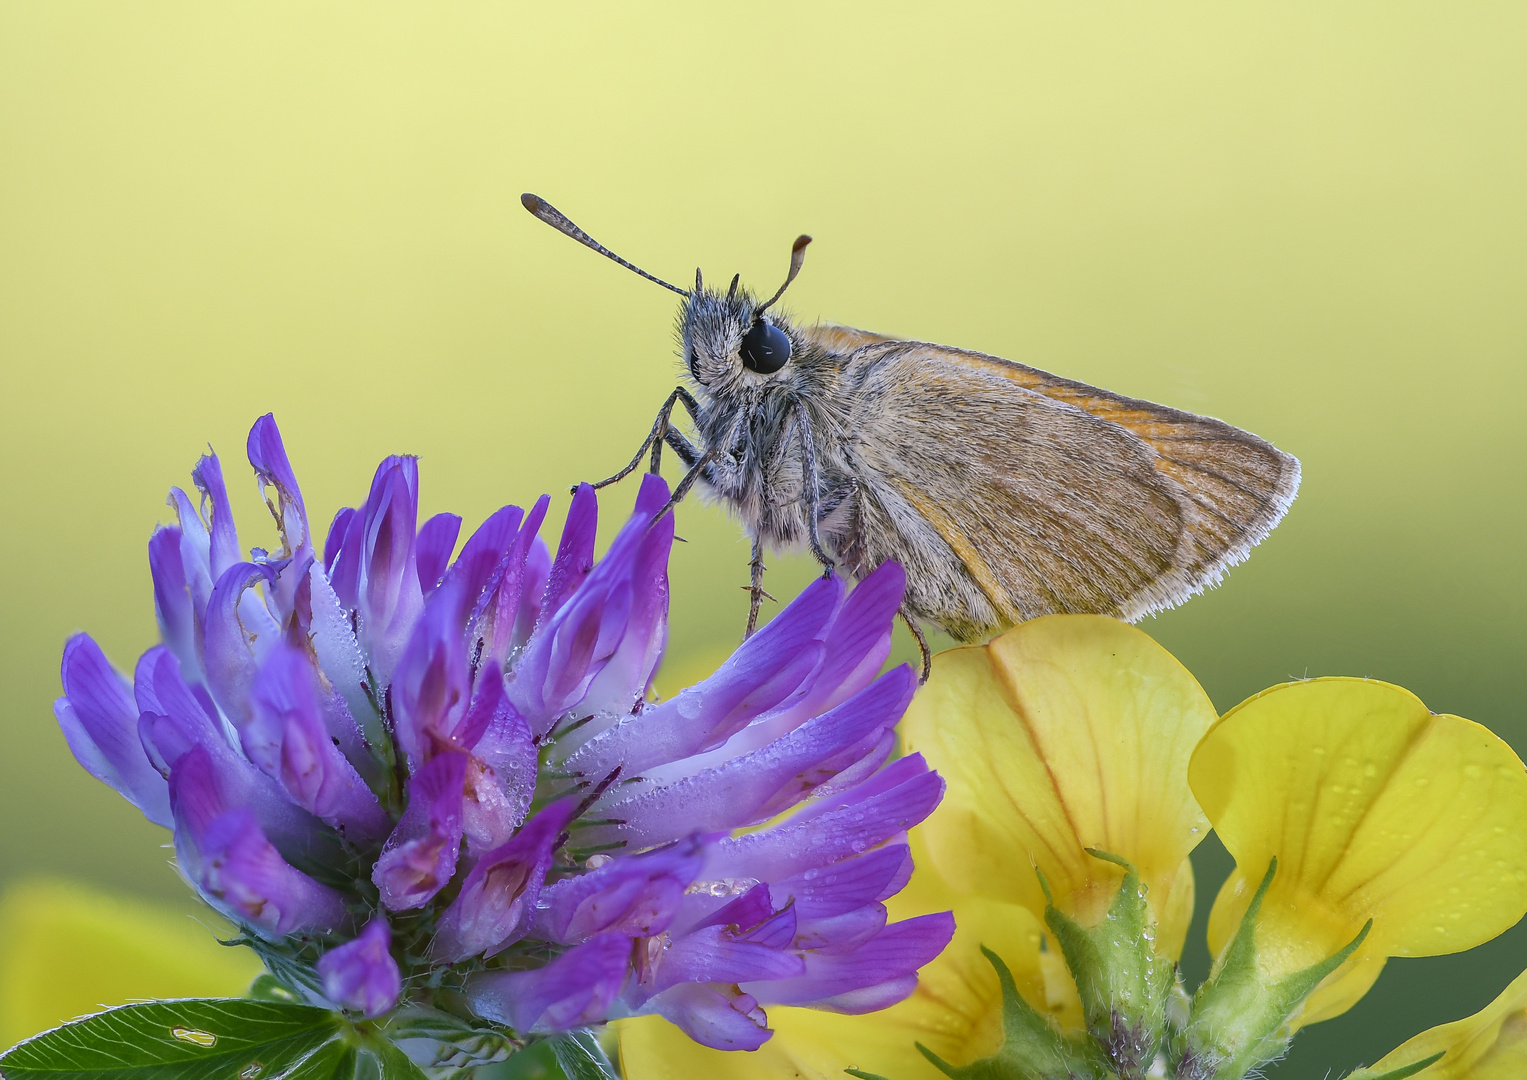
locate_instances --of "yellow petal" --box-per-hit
[1350,966,1527,1079]
[0,877,263,1047]
[619,835,1054,1079]
[901,615,1215,952]
[1191,678,1527,1026]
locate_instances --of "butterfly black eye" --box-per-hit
[740,320,791,374]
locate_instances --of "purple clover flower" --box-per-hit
[55,415,952,1063]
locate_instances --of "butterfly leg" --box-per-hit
[899,606,933,684]
[649,446,719,525]
[744,535,776,638]
[790,401,836,578]
[585,387,701,492]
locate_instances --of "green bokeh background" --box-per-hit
[2,2,1523,1073]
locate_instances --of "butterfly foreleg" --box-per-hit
[789,400,835,578]
[649,445,720,526]
[586,387,701,492]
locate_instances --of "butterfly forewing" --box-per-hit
[817,334,1299,640]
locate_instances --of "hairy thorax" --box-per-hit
[686,342,857,560]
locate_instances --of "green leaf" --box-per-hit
[547,1031,617,1080]
[0,998,426,1080]
[247,975,305,1004]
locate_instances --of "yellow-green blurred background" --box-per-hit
[1,2,1524,1072]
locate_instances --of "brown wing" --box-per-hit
[833,338,1300,640]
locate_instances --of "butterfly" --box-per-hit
[523,194,1300,678]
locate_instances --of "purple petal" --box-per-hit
[536,835,708,945]
[132,646,219,736]
[168,486,215,621]
[701,755,943,884]
[416,513,463,598]
[653,908,803,991]
[793,904,889,955]
[202,561,281,729]
[573,476,672,721]
[55,635,172,828]
[465,932,630,1032]
[539,483,598,627]
[191,452,242,583]
[588,667,916,849]
[514,536,552,649]
[463,693,537,849]
[246,415,313,622]
[441,505,524,611]
[469,496,550,669]
[247,415,309,551]
[432,798,577,962]
[244,644,389,841]
[509,477,672,735]
[324,507,362,609]
[390,577,473,766]
[318,919,401,1018]
[772,843,914,919]
[643,983,771,1051]
[355,457,424,683]
[809,562,904,711]
[141,700,332,868]
[676,568,905,772]
[148,527,201,682]
[305,561,382,755]
[374,752,467,910]
[564,578,840,780]
[169,749,344,938]
[744,912,955,1011]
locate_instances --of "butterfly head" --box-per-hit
[679,276,795,390]
[519,194,809,390]
[680,235,811,390]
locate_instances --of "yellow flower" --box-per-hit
[619,620,1527,1079]
[1190,678,1527,1027]
[1349,965,1527,1079]
[902,615,1217,960]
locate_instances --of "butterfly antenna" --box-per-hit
[521,194,688,296]
[754,234,812,315]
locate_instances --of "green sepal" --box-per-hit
[548,1030,619,1080]
[845,1070,894,1080]
[1175,858,1374,1080]
[0,997,428,1079]
[916,946,1109,1080]
[1344,1051,1446,1080]
[1036,851,1174,1079]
